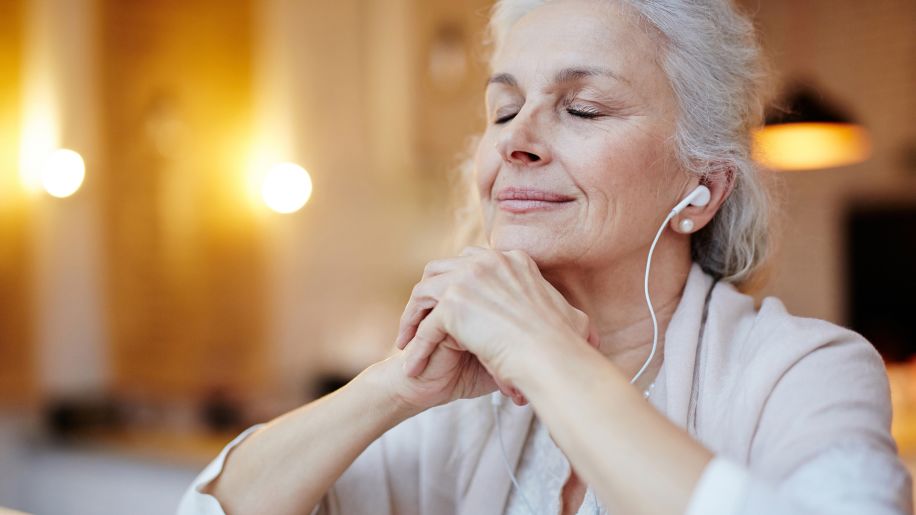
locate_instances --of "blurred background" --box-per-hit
[0,0,913,513]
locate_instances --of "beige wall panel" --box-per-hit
[0,0,34,406]
[99,0,266,401]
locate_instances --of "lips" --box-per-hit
[495,187,575,214]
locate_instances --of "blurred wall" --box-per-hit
[0,0,33,406]
[27,0,109,401]
[3,0,109,406]
[252,0,493,403]
[1,0,913,414]
[745,0,916,322]
[2,0,497,413]
[98,0,266,404]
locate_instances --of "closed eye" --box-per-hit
[494,112,518,124]
[567,105,602,119]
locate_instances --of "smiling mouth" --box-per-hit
[495,188,575,214]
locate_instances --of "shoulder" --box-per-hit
[704,283,896,476]
[709,281,885,384]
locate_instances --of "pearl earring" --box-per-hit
[678,218,695,233]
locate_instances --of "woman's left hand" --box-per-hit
[395,246,599,399]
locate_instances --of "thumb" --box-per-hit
[586,322,601,350]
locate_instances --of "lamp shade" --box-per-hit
[754,84,871,171]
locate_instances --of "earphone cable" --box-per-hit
[494,210,675,515]
[631,209,675,386]
[493,397,539,515]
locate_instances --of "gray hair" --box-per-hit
[455,0,771,285]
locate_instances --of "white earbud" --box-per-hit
[670,185,711,216]
[631,184,712,388]
[496,182,715,515]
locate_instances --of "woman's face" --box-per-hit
[475,0,686,270]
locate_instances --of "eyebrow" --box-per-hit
[486,66,627,88]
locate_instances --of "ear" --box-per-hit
[669,167,735,234]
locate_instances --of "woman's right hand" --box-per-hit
[376,254,508,413]
[380,333,500,413]
[383,248,598,413]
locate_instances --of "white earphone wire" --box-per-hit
[493,397,539,515]
[494,204,680,515]
[630,209,675,385]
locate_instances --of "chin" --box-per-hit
[487,225,572,269]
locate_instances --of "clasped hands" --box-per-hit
[391,246,600,411]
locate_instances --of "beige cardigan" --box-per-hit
[179,264,913,514]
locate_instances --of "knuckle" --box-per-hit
[422,260,439,277]
[507,249,534,269]
[467,261,487,278]
[440,285,466,311]
[577,311,590,328]
[440,284,458,303]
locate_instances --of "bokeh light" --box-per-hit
[754,123,872,171]
[40,148,85,198]
[261,162,312,214]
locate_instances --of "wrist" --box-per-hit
[512,327,603,402]
[360,359,426,422]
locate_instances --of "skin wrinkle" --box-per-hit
[474,0,705,389]
[480,86,671,270]
[198,2,775,514]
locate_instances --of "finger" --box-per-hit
[499,381,527,406]
[396,274,453,349]
[440,335,466,352]
[481,360,528,405]
[397,256,475,349]
[492,375,516,399]
[421,256,469,279]
[459,245,488,257]
[396,306,431,350]
[586,322,601,350]
[402,308,450,377]
[472,365,500,398]
[502,248,534,267]
[536,277,592,339]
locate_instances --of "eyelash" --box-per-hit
[568,104,602,119]
[492,104,604,125]
[494,113,517,124]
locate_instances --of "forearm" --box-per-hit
[207,361,418,515]
[517,336,713,515]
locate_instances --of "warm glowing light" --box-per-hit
[40,148,85,198]
[261,162,312,214]
[754,122,871,171]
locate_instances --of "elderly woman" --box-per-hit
[179,0,912,513]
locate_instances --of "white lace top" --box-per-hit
[504,417,605,515]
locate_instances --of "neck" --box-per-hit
[540,238,693,388]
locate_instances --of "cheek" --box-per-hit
[567,138,644,208]
[562,130,674,231]
[473,138,499,201]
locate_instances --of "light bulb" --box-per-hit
[261,162,313,214]
[41,148,85,198]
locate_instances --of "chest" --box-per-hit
[503,420,604,515]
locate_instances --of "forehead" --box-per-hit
[491,0,664,90]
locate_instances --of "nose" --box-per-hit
[496,110,552,167]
